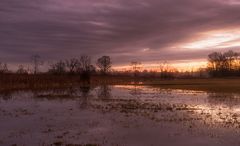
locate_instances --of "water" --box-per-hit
[1,85,240,146]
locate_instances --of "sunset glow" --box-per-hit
[113,60,207,72]
[2,1,240,146]
[182,30,240,50]
[1,0,240,70]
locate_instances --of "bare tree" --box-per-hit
[208,52,226,72]
[159,61,175,79]
[16,65,28,74]
[65,58,79,74]
[159,61,170,72]
[0,62,8,74]
[208,50,240,76]
[48,60,66,75]
[130,61,142,77]
[78,55,91,72]
[96,56,112,75]
[78,55,92,83]
[31,54,43,74]
[89,65,96,73]
[224,50,239,70]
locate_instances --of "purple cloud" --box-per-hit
[1,0,240,67]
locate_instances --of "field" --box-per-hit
[148,78,240,93]
[1,74,240,93]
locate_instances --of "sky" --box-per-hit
[1,0,240,70]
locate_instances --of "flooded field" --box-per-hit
[1,85,240,146]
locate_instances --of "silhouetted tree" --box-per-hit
[96,56,112,75]
[78,55,92,83]
[89,65,96,73]
[208,52,220,72]
[159,61,175,79]
[208,50,240,77]
[48,60,66,75]
[0,62,8,74]
[65,58,79,74]
[16,65,28,74]
[224,50,239,71]
[130,61,142,77]
[31,54,43,74]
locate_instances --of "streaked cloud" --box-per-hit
[181,29,240,50]
[1,0,240,68]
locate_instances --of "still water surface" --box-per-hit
[0,85,240,146]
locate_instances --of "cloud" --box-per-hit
[1,0,240,66]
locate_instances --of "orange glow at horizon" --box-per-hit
[113,60,208,72]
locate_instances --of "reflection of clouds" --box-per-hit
[192,104,240,128]
[113,85,144,96]
[2,85,240,128]
[129,85,143,96]
[113,85,240,127]
[180,92,240,127]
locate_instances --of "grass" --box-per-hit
[146,78,240,93]
[0,74,240,93]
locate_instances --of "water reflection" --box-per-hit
[1,85,240,146]
[31,88,78,100]
[78,85,91,109]
[207,92,240,107]
[97,84,112,100]
[114,85,143,96]
[1,85,240,127]
[129,85,142,96]
[0,91,13,101]
[1,85,240,107]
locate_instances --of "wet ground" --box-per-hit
[1,85,240,146]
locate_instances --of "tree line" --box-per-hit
[0,55,112,76]
[208,50,240,77]
[49,55,112,77]
[1,50,240,78]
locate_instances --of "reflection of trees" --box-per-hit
[32,90,41,98]
[129,85,142,96]
[66,86,78,97]
[207,92,240,107]
[0,91,13,100]
[97,85,112,100]
[31,86,78,100]
[78,85,91,109]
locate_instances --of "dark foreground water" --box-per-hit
[1,85,240,146]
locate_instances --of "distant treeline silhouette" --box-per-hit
[208,50,240,77]
[1,51,240,78]
[0,55,112,75]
